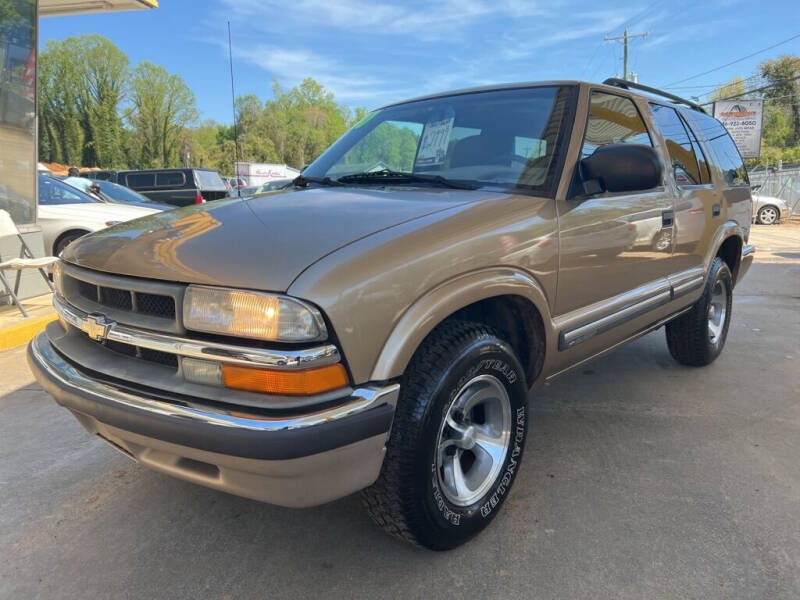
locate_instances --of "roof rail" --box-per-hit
[602,78,706,113]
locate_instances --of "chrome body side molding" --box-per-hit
[558,267,706,350]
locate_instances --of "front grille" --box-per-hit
[136,292,176,318]
[103,339,179,369]
[69,275,176,319]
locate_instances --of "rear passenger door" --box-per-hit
[648,103,715,282]
[555,91,675,317]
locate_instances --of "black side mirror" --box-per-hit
[750,184,762,192]
[579,144,662,195]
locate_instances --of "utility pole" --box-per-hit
[605,28,649,80]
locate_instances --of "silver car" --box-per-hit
[752,194,790,225]
[38,175,161,255]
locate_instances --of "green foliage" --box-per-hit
[125,61,198,168]
[758,55,800,161]
[37,35,385,174]
[38,35,128,167]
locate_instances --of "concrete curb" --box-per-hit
[0,312,57,351]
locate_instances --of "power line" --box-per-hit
[698,74,800,107]
[663,32,800,87]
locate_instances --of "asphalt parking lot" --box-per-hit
[2,224,798,600]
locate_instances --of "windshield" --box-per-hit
[39,175,98,205]
[303,85,574,194]
[95,180,154,205]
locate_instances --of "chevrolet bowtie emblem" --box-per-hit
[81,313,113,342]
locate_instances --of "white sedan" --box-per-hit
[38,175,162,256]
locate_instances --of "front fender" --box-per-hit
[370,267,553,381]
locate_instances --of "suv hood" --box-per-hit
[61,187,484,291]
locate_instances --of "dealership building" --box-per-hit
[0,0,157,306]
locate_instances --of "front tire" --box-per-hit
[362,320,529,550]
[665,257,733,366]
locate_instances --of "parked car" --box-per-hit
[231,179,294,198]
[114,168,228,207]
[37,175,161,255]
[63,177,172,211]
[31,79,755,550]
[752,194,790,225]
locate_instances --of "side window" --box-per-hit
[683,112,749,186]
[515,136,547,160]
[125,173,155,188]
[156,171,186,187]
[649,104,706,185]
[680,113,711,184]
[582,91,652,158]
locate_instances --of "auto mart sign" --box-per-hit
[713,99,763,159]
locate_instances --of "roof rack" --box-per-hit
[602,78,706,113]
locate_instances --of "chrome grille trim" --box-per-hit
[54,295,341,370]
[61,262,185,334]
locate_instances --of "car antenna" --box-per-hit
[227,20,242,198]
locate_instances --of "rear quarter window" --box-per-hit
[194,170,226,189]
[156,171,186,187]
[125,173,155,188]
[682,112,749,186]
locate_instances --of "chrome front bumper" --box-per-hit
[28,332,399,507]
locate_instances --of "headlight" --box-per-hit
[52,260,64,297]
[183,285,327,342]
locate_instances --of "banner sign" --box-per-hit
[713,99,763,158]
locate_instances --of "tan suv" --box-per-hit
[29,79,755,550]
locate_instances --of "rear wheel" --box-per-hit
[757,205,779,225]
[362,320,530,550]
[665,257,733,366]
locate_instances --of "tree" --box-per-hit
[38,35,128,167]
[710,76,746,102]
[759,55,800,147]
[126,61,198,168]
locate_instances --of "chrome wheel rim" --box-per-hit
[759,207,778,224]
[707,279,728,346]
[435,374,511,507]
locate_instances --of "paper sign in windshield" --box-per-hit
[415,117,454,166]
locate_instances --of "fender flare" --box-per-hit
[369,267,553,382]
[705,220,744,281]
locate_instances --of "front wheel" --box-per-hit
[665,257,733,366]
[362,320,529,550]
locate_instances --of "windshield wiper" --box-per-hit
[336,169,477,190]
[292,174,344,187]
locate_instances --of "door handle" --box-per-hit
[712,204,721,217]
[662,210,674,227]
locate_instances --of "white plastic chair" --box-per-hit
[0,209,59,317]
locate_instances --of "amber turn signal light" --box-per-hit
[221,363,349,396]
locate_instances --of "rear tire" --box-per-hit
[362,320,530,550]
[665,257,732,366]
[757,205,779,225]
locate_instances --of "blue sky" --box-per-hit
[40,0,800,124]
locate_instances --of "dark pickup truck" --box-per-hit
[81,168,228,207]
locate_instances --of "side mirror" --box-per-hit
[579,144,662,195]
[750,184,762,192]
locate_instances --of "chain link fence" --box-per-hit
[748,166,800,217]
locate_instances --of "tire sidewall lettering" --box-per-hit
[427,348,527,526]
